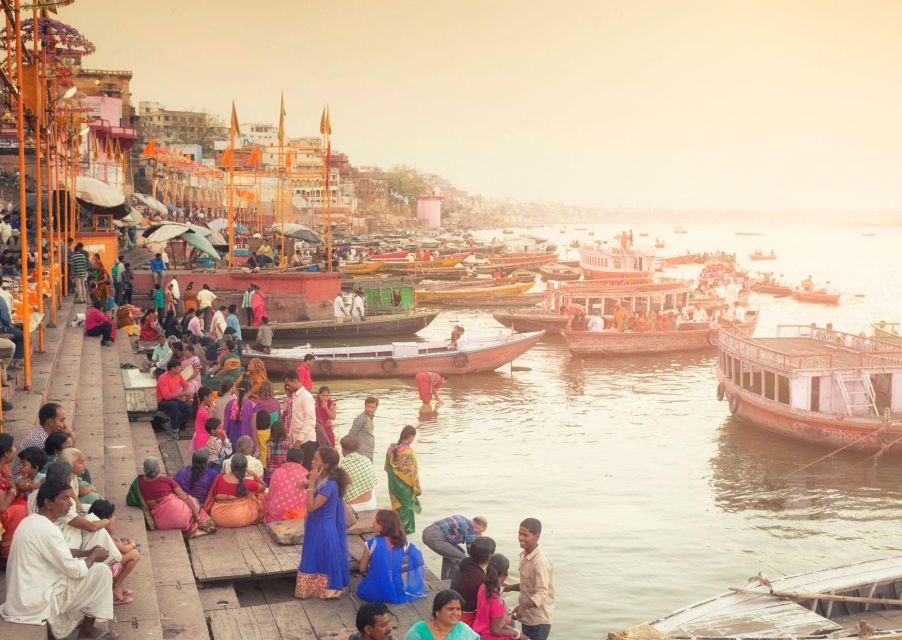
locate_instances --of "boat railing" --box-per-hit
[872,322,900,337]
[557,278,689,295]
[777,325,902,355]
[718,328,833,371]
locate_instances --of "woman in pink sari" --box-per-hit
[251,285,267,327]
[135,458,213,537]
[263,447,308,523]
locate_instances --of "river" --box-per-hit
[283,221,902,636]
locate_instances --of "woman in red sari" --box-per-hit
[0,434,27,559]
[251,285,267,327]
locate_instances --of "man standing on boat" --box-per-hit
[334,292,350,323]
[351,288,367,322]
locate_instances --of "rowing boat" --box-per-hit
[748,252,777,260]
[612,556,902,640]
[244,331,545,378]
[791,289,841,304]
[338,261,385,274]
[416,281,535,302]
[487,252,558,266]
[240,311,439,341]
[539,263,581,281]
[436,292,548,308]
[751,282,792,295]
[383,253,470,269]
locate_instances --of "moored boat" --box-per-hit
[791,289,841,304]
[417,281,535,303]
[748,250,777,260]
[440,292,548,308]
[371,251,408,260]
[487,252,558,266]
[674,226,687,234]
[579,245,658,280]
[244,331,545,378]
[564,311,759,356]
[383,253,470,269]
[338,260,385,274]
[751,282,793,295]
[612,556,902,640]
[715,324,902,453]
[241,311,439,341]
[538,263,581,281]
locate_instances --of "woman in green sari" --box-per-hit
[385,425,421,534]
[203,337,244,389]
[403,589,478,640]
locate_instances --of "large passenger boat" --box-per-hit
[579,245,658,280]
[715,325,902,453]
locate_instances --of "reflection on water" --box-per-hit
[270,224,902,634]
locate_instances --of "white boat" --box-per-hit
[612,556,902,640]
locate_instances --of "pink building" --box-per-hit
[416,188,443,228]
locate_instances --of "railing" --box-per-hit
[718,328,833,371]
[557,278,688,295]
[777,325,902,355]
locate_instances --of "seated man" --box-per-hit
[156,359,192,439]
[0,479,113,640]
[149,334,173,376]
[348,602,396,640]
[339,435,377,510]
[222,435,264,481]
[586,315,604,332]
[84,300,114,346]
[0,292,23,367]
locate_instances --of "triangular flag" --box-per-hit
[319,106,331,136]
[247,147,261,168]
[142,140,157,157]
[230,101,241,137]
[104,135,113,159]
[113,138,122,162]
[278,92,286,145]
[222,147,233,167]
[91,133,99,161]
[285,149,292,169]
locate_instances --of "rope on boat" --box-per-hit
[787,421,889,476]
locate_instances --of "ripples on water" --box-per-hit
[276,223,902,635]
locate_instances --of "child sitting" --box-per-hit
[14,446,47,496]
[87,500,141,606]
[204,417,233,469]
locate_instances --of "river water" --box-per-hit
[282,222,902,636]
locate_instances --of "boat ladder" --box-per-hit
[835,371,879,417]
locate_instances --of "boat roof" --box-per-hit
[650,556,902,639]
[719,325,902,372]
[556,278,691,296]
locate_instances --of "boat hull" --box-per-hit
[240,311,439,341]
[751,283,792,295]
[439,293,547,308]
[247,331,545,378]
[488,253,558,266]
[792,290,841,304]
[338,261,384,274]
[417,281,534,302]
[493,312,567,334]
[717,375,902,453]
[539,264,581,281]
[383,253,470,269]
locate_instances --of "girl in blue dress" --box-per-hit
[357,509,427,603]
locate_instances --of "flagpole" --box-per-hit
[15,0,31,388]
[32,7,44,352]
[227,101,238,270]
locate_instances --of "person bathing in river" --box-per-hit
[415,372,446,409]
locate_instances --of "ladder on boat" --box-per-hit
[835,371,879,417]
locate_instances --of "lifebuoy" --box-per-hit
[708,328,719,346]
[381,357,398,373]
[318,359,333,374]
[717,382,725,402]
[452,352,469,369]
[728,394,740,415]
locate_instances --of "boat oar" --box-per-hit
[730,587,902,607]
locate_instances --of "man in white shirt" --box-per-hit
[210,305,228,340]
[334,293,349,322]
[284,370,317,469]
[168,276,181,314]
[733,302,747,323]
[222,435,265,480]
[196,284,217,332]
[351,289,366,321]
[0,215,12,245]
[0,480,114,640]
[692,306,709,322]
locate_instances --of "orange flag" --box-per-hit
[278,92,286,146]
[246,147,261,168]
[230,101,241,137]
[319,105,331,135]
[113,138,122,162]
[142,140,157,157]
[221,147,233,166]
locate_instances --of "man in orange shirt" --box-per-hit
[294,353,315,392]
[156,360,192,439]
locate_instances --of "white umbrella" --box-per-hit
[271,222,323,244]
[208,218,248,233]
[142,222,211,243]
[75,176,125,209]
[132,192,168,216]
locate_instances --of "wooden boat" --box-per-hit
[579,245,658,280]
[493,279,692,335]
[660,253,701,267]
[417,281,534,303]
[510,270,537,284]
[440,292,548,308]
[613,556,902,640]
[245,331,545,378]
[487,252,558,266]
[564,312,759,356]
[501,229,514,234]
[383,253,470,269]
[748,251,777,261]
[791,289,841,304]
[338,260,384,274]
[539,263,581,281]
[735,231,763,236]
[417,277,517,291]
[638,232,649,237]
[862,232,876,237]
[715,325,902,453]
[371,251,408,260]
[240,311,439,341]
[751,282,792,296]
[674,226,687,234]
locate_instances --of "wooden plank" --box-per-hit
[199,583,241,612]
[209,608,248,640]
[148,529,208,640]
[269,601,319,639]
[267,510,378,545]
[0,621,47,640]
[158,438,186,476]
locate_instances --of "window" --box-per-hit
[764,371,775,399]
[810,376,821,412]
[777,375,790,405]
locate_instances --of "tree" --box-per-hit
[385,165,428,199]
[169,111,226,155]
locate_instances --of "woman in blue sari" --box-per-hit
[357,509,427,604]
[295,446,351,599]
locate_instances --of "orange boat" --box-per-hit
[791,289,840,304]
[383,252,470,269]
[487,252,558,266]
[416,281,534,303]
[338,260,385,275]
[563,312,759,356]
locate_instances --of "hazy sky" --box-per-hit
[63,1,902,211]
